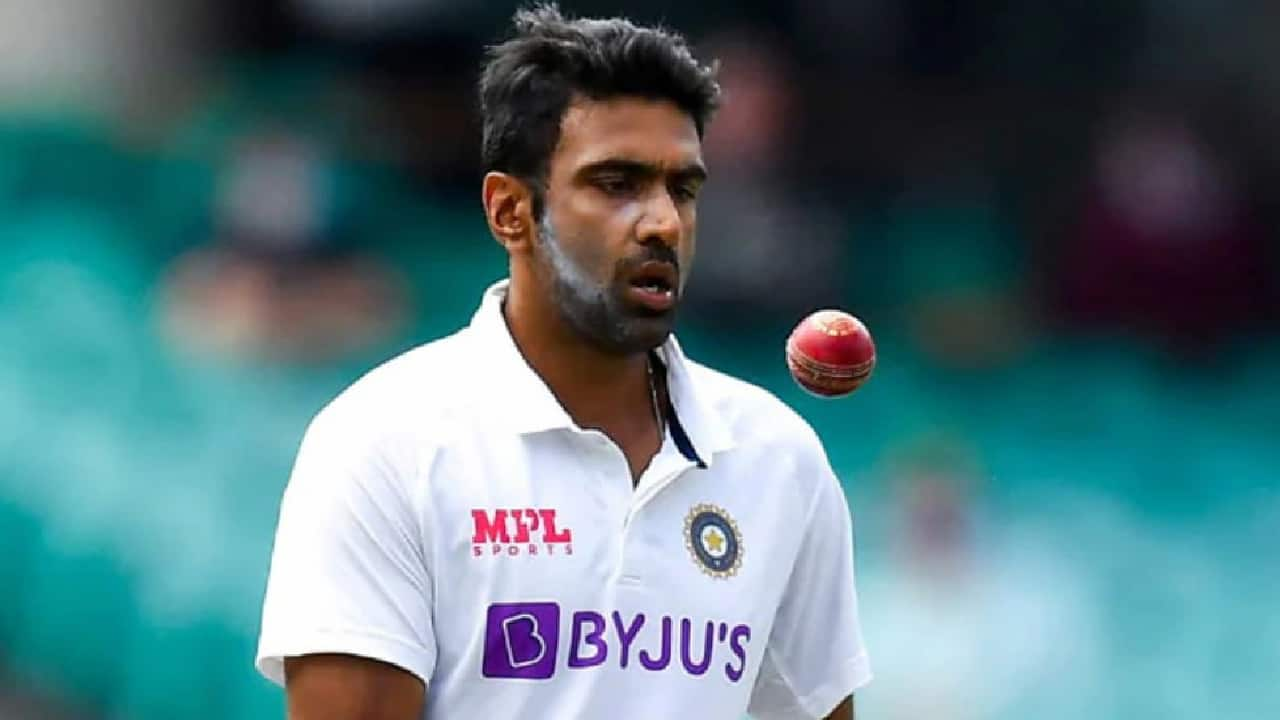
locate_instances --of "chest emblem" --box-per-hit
[470,508,573,558]
[684,503,743,579]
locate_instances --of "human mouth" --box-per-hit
[625,261,678,312]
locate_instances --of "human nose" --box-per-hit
[635,187,682,249]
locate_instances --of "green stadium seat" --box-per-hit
[0,501,40,649]
[111,615,241,720]
[6,532,140,709]
[0,114,144,221]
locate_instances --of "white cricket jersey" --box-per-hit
[256,280,872,719]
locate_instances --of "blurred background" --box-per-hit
[1,1,1278,718]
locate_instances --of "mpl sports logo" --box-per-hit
[481,602,752,684]
[471,508,573,557]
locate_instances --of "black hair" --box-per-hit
[479,3,721,217]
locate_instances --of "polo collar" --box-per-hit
[468,280,734,468]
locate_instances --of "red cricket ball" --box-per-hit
[785,309,876,398]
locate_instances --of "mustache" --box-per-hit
[617,243,680,274]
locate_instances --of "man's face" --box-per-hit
[534,96,706,355]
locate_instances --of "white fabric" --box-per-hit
[256,280,871,719]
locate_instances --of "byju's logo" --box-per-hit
[482,602,561,679]
[471,508,573,558]
[480,602,752,684]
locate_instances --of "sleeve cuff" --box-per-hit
[797,652,873,719]
[256,627,436,688]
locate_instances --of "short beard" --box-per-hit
[536,214,674,355]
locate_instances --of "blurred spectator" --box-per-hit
[344,36,487,199]
[865,436,1103,720]
[0,0,211,117]
[872,130,1033,371]
[683,29,850,323]
[159,126,408,364]
[1049,103,1275,357]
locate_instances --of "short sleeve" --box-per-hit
[255,406,436,687]
[748,444,872,719]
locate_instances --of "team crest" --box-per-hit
[684,503,743,579]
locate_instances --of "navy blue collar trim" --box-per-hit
[650,350,707,469]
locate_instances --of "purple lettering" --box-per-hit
[638,616,673,671]
[569,611,608,668]
[725,625,750,683]
[680,618,715,676]
[611,612,645,669]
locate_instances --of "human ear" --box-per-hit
[482,172,536,253]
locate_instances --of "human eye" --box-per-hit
[594,174,636,196]
[671,180,702,203]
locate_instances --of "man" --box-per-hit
[256,5,871,718]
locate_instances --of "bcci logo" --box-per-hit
[684,503,743,579]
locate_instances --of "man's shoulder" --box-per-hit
[309,328,481,441]
[684,358,841,506]
[684,358,825,456]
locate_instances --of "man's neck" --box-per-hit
[502,287,654,434]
